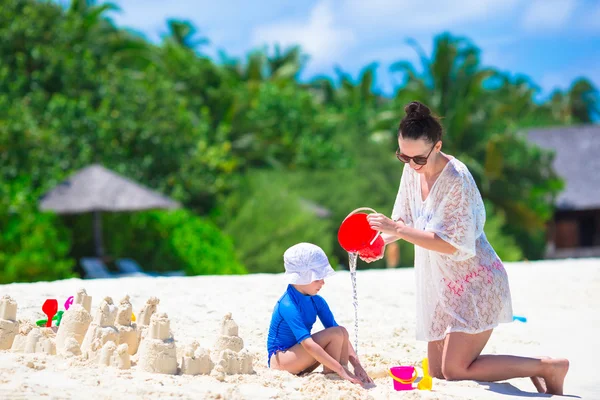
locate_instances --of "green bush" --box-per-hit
[483,201,524,262]
[0,178,75,283]
[223,172,333,274]
[66,209,246,276]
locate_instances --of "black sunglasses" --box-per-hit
[396,142,437,165]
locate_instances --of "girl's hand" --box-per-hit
[353,364,374,384]
[338,367,361,385]
[367,213,404,237]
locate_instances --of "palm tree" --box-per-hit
[164,19,209,50]
[567,78,599,123]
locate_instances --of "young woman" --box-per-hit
[364,101,569,395]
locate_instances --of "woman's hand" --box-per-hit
[367,213,404,237]
[358,248,385,263]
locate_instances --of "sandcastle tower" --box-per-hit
[210,313,254,379]
[137,313,177,374]
[214,313,244,353]
[55,289,93,355]
[10,320,35,352]
[81,297,119,361]
[181,341,214,375]
[74,288,92,313]
[22,327,56,355]
[63,338,82,357]
[115,295,138,355]
[55,304,92,355]
[0,295,19,350]
[113,343,131,369]
[136,297,159,343]
[98,341,131,370]
[211,349,255,380]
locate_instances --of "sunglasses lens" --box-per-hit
[397,154,410,163]
[413,157,427,165]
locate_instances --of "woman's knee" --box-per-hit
[441,362,466,381]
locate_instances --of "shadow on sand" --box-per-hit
[480,381,581,398]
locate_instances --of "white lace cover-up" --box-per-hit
[392,158,513,342]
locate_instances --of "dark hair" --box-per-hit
[398,101,443,143]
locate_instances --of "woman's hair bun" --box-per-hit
[404,101,431,119]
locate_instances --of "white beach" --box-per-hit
[0,258,598,399]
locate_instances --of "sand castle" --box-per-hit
[62,337,82,357]
[74,288,92,313]
[211,348,255,380]
[181,341,214,375]
[115,295,138,355]
[136,297,159,343]
[113,343,131,369]
[55,289,93,355]
[0,295,19,350]
[214,313,244,353]
[17,327,57,355]
[81,297,119,361]
[10,316,56,356]
[10,320,35,352]
[210,313,254,380]
[137,312,178,374]
[3,293,254,379]
[98,341,131,369]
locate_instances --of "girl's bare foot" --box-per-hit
[541,358,570,395]
[530,376,546,393]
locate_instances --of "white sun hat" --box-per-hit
[283,242,336,285]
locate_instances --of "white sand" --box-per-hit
[0,258,598,399]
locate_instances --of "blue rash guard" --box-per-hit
[267,284,339,366]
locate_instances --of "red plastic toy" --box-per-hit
[42,299,58,328]
[338,208,385,259]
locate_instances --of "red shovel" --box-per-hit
[42,299,58,328]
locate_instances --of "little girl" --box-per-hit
[267,242,373,385]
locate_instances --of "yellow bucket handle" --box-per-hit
[388,368,418,385]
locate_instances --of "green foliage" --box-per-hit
[483,202,523,262]
[1,0,597,282]
[67,210,246,275]
[223,172,333,274]
[0,178,75,283]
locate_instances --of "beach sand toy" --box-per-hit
[42,299,58,328]
[389,365,418,391]
[389,358,433,391]
[418,358,432,390]
[64,296,74,310]
[36,311,64,327]
[338,208,385,259]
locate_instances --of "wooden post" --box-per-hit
[93,211,105,257]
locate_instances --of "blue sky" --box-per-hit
[104,0,599,98]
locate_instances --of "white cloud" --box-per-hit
[251,1,356,68]
[521,0,578,31]
[341,0,522,31]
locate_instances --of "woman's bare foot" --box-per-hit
[530,376,546,393]
[540,358,570,395]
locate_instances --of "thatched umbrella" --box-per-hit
[39,164,180,257]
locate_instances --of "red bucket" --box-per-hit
[338,208,385,259]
